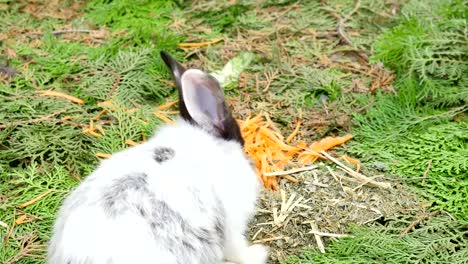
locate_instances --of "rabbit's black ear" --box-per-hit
[160,51,192,123]
[180,69,244,146]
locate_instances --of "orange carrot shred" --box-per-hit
[286,120,302,143]
[240,111,353,190]
[15,215,27,225]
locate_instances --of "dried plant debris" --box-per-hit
[249,164,423,263]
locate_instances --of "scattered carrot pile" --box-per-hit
[238,112,353,190]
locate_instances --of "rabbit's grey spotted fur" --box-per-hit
[47,52,268,264]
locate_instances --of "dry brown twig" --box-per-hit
[399,211,440,237]
[6,234,46,264]
[309,221,325,253]
[262,69,280,92]
[0,109,68,129]
[263,165,318,177]
[421,160,432,186]
[321,151,391,189]
[18,190,53,209]
[336,0,361,45]
[252,236,285,244]
[27,29,105,39]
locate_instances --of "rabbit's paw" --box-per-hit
[245,244,268,264]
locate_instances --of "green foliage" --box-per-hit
[372,0,468,106]
[283,214,468,264]
[0,164,78,263]
[85,0,182,48]
[92,101,160,155]
[351,91,468,220]
[79,48,172,104]
[352,0,468,221]
[191,3,253,32]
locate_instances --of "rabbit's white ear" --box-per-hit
[180,69,244,145]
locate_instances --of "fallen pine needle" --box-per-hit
[252,236,284,244]
[4,217,16,246]
[14,215,27,225]
[83,128,102,137]
[264,165,318,177]
[97,100,117,111]
[96,152,112,158]
[178,37,224,48]
[156,99,179,110]
[308,229,353,238]
[154,112,174,124]
[92,109,107,120]
[321,151,391,189]
[36,90,84,105]
[421,159,432,187]
[251,227,264,241]
[95,125,105,135]
[126,139,138,146]
[18,189,53,208]
[283,175,299,183]
[400,211,440,237]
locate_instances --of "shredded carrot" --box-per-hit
[240,112,353,190]
[14,215,27,225]
[18,189,53,208]
[286,120,302,143]
[96,152,112,158]
[298,134,353,163]
[178,37,224,48]
[286,110,302,143]
[36,90,84,105]
[341,155,361,172]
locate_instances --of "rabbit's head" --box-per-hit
[160,51,244,146]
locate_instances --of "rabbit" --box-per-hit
[46,51,268,264]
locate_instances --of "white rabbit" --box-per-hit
[47,51,268,264]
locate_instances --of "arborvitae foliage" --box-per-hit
[372,0,467,106]
[0,1,178,261]
[352,0,468,221]
[283,214,468,264]
[351,89,468,220]
[85,0,182,48]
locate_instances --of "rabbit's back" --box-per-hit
[47,122,244,264]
